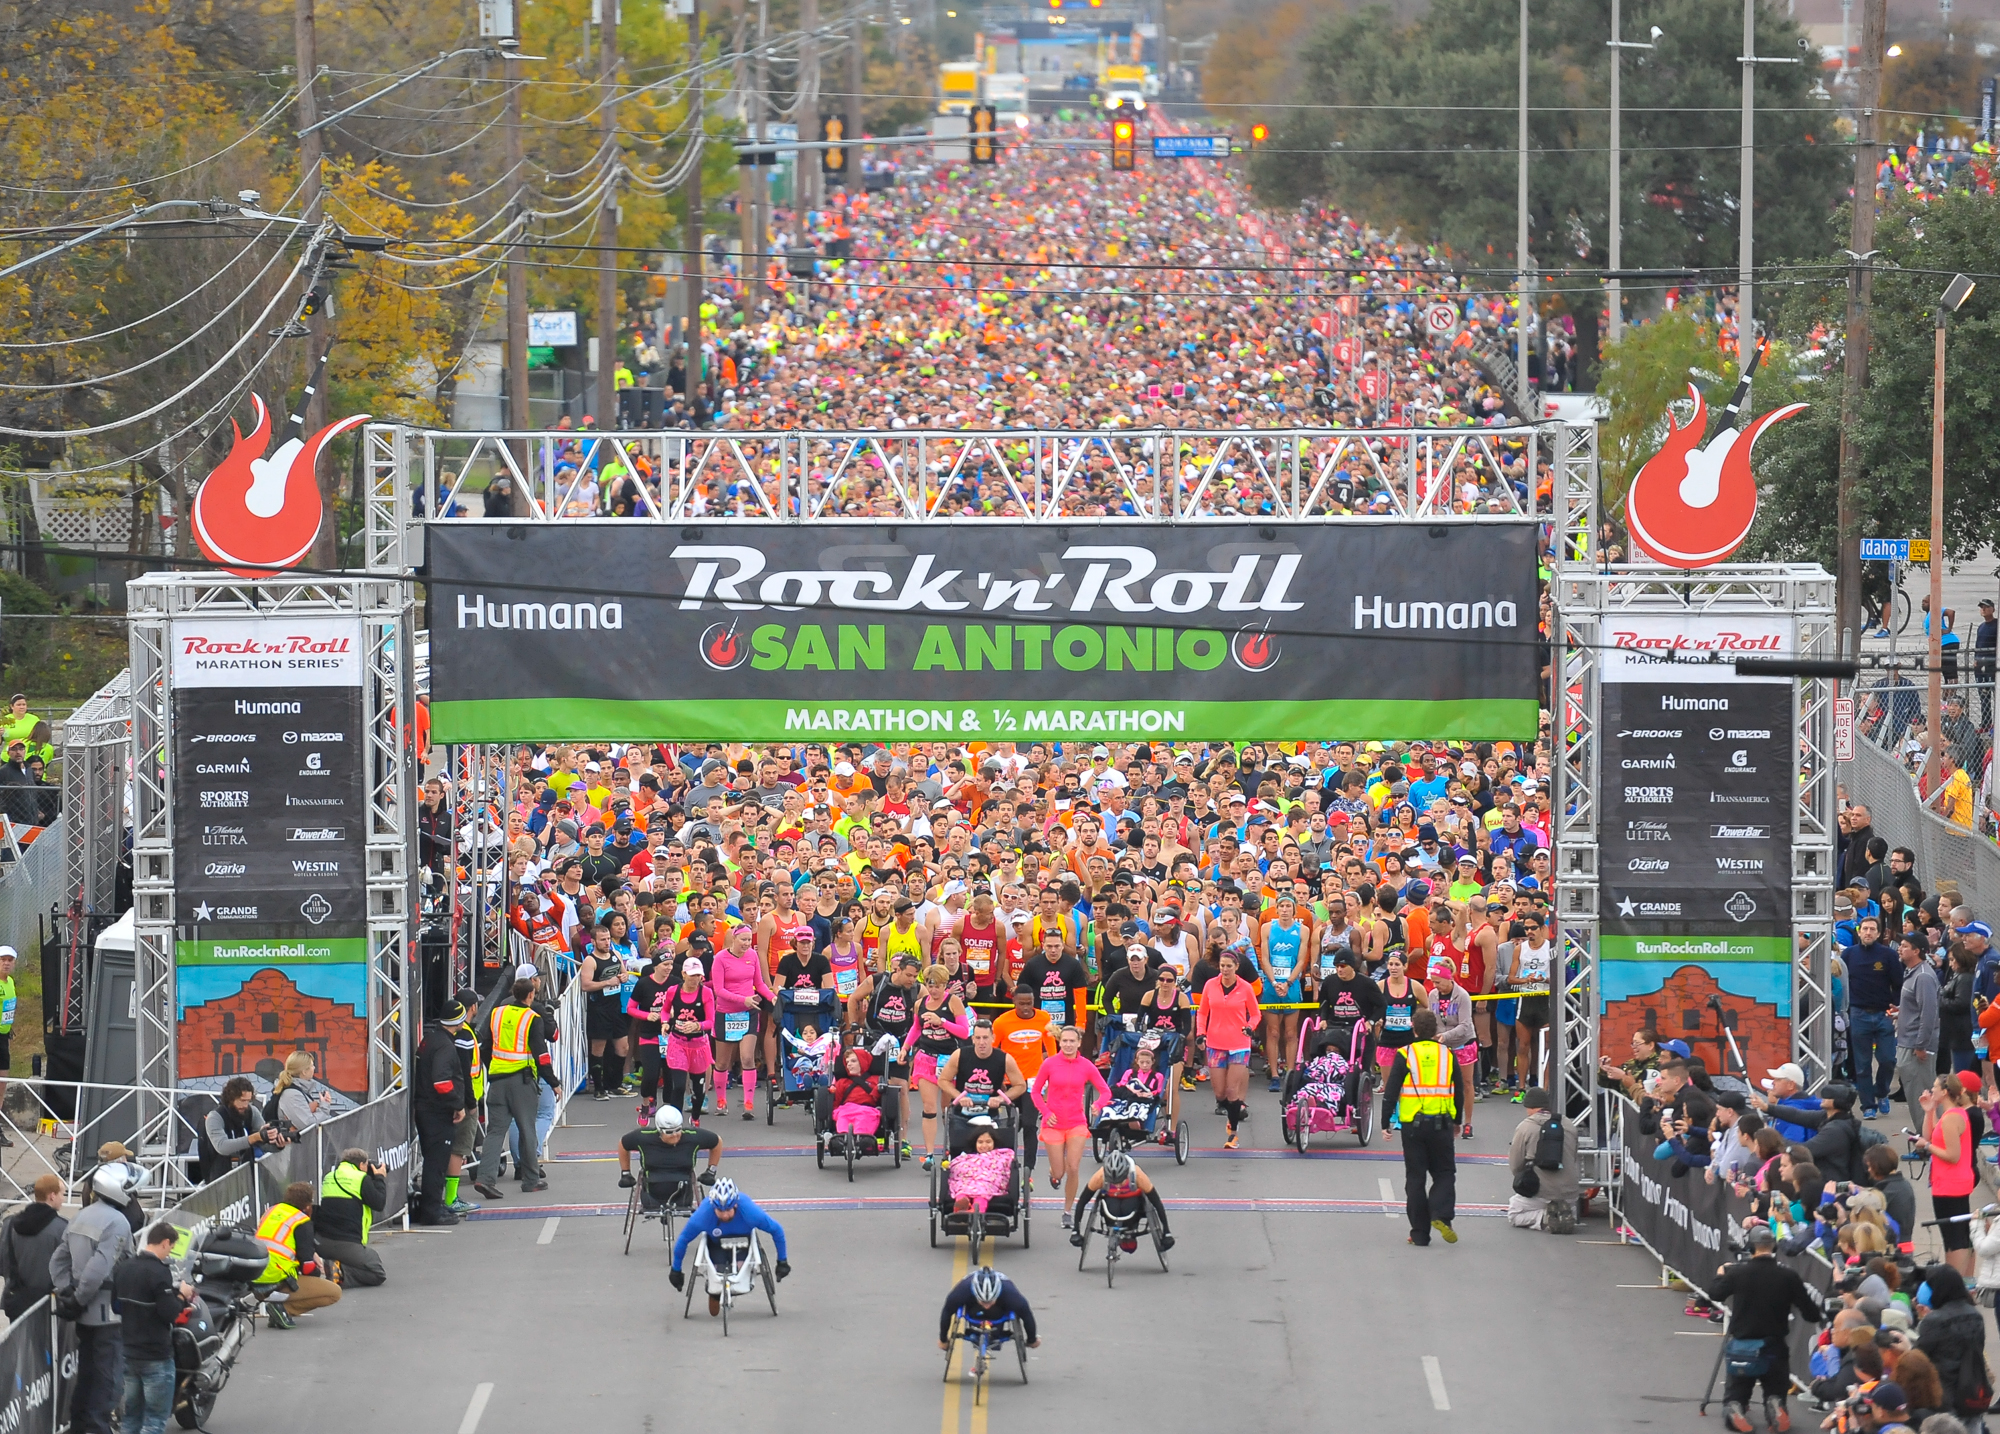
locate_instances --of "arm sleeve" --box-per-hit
[700,986,717,1034]
[939,1004,972,1039]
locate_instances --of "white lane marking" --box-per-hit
[1422,1355,1450,1410]
[458,1383,494,1434]
[1378,1176,1396,1218]
[537,1217,560,1245]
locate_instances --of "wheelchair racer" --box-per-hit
[938,1265,1040,1351]
[1068,1147,1175,1253]
[669,1177,791,1316]
[617,1104,720,1211]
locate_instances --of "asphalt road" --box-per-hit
[210,1084,1730,1434]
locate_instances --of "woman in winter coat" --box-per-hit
[1913,1264,1992,1425]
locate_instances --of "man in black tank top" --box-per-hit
[939,1020,1027,1154]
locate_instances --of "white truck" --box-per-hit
[983,71,1030,126]
[1099,62,1148,112]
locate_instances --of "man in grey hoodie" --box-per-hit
[50,1161,139,1433]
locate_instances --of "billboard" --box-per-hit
[171,617,370,1097]
[425,522,1543,742]
[1597,614,1797,1079]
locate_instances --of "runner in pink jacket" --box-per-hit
[1032,1026,1113,1226]
[710,926,777,1117]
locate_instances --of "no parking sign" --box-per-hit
[1423,302,1460,341]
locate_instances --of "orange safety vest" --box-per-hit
[1395,1041,1457,1123]
[490,1003,536,1075]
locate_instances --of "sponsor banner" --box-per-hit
[175,937,370,965]
[1598,613,1795,685]
[1602,935,1793,963]
[172,682,367,929]
[0,1300,65,1434]
[171,616,364,688]
[315,1091,413,1219]
[1620,1115,1829,1377]
[170,1160,263,1229]
[425,522,1542,741]
[1601,680,1792,937]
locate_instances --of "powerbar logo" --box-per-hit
[1711,824,1769,839]
[287,827,345,842]
[1623,786,1674,803]
[1632,939,1759,957]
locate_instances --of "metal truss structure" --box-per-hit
[58,671,131,1034]
[127,576,416,1185]
[1550,563,1839,1175]
[362,421,1596,560]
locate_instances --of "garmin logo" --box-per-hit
[234,701,301,715]
[1716,857,1765,872]
[199,791,250,808]
[458,594,624,631]
[1662,695,1728,711]
[1623,786,1674,804]
[1621,756,1675,770]
[1711,728,1773,741]
[194,760,250,775]
[1351,597,1518,631]
[1627,857,1671,872]
[1711,824,1769,840]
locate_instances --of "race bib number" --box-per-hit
[1041,998,1066,1019]
[1269,961,1295,985]
[968,950,992,976]
[834,967,859,997]
[721,1012,752,1042]
[1386,1009,1412,1031]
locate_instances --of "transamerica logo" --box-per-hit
[1710,793,1771,804]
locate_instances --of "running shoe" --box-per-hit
[1195,1069,1209,1083]
[1266,1075,1281,1093]
[1223,1132,1239,1150]
[1061,1212,1074,1230]
[1431,1219,1457,1244]
[1461,1123,1474,1140]
[898,1141,912,1161]
[1510,1091,1524,1104]
[1179,1073,1196,1092]
[448,1198,480,1217]
[923,1153,938,1171]
[742,1108,754,1122]
[1049,1170,1062,1191]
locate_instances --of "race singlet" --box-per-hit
[1383,981,1418,1034]
[959,919,1001,981]
[829,941,861,998]
[1516,941,1552,986]
[1036,969,1068,1021]
[1265,921,1304,996]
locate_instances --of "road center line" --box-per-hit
[1422,1355,1450,1411]
[537,1217,560,1245]
[1378,1176,1396,1218]
[458,1383,494,1434]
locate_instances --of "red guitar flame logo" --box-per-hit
[1625,384,1806,569]
[700,620,749,671]
[1230,625,1280,673]
[191,395,369,578]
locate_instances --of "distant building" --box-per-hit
[178,967,367,1095]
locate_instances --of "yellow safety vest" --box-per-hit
[254,1202,309,1284]
[321,1162,372,1245]
[490,1003,536,1075]
[465,1024,486,1101]
[1395,1041,1457,1124]
[0,712,48,765]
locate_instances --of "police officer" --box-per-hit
[413,999,471,1226]
[474,966,561,1194]
[1384,1006,1461,1247]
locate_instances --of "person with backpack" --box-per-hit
[1912,1265,1991,1431]
[1802,1083,1878,1183]
[1506,1087,1578,1232]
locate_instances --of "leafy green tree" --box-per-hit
[1250,0,1845,385]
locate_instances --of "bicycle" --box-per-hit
[942,1313,1029,1405]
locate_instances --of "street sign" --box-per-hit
[1834,695,1855,761]
[1909,538,1933,563]
[1858,538,1909,562]
[1150,134,1231,159]
[1422,302,1460,340]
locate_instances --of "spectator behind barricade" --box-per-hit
[1705,1101,1760,1185]
[0,1173,65,1320]
[271,1051,336,1135]
[1753,1062,1820,1143]
[198,1076,279,1183]
[314,1147,390,1288]
[1865,1143,1919,1257]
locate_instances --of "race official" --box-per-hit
[1384,1006,1461,1247]
[413,999,472,1227]
[476,967,561,1194]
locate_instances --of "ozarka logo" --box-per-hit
[191,377,369,578]
[1229,623,1279,672]
[700,620,750,671]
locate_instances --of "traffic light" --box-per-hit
[1249,122,1268,148]
[821,114,847,179]
[969,105,999,164]
[1110,118,1135,171]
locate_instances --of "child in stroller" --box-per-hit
[949,1126,1017,1214]
[1096,1042,1167,1147]
[827,1048,882,1150]
[1287,1045,1352,1122]
[782,1021,839,1089]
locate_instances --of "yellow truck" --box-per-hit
[1099,62,1148,112]
[939,62,980,114]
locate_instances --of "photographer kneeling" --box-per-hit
[1709,1220,1825,1434]
[315,1148,390,1287]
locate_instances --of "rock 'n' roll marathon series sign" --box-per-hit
[425,522,1543,741]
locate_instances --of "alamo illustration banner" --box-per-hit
[425,521,1543,742]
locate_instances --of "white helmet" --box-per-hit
[969,1266,1005,1304]
[90,1160,146,1205]
[653,1105,685,1133]
[708,1176,739,1208]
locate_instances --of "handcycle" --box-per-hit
[942,1312,1029,1405]
[1074,1190,1169,1287]
[680,1231,778,1336]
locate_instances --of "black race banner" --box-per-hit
[0,1300,62,1434]
[426,521,1542,742]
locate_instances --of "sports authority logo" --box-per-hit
[1623,785,1674,804]
[1625,379,1806,569]
[700,620,750,672]
[1229,624,1280,673]
[191,393,370,578]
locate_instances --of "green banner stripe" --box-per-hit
[176,937,370,966]
[1601,935,1793,963]
[429,697,1543,745]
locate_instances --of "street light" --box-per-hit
[1926,271,1976,794]
[1606,17,1662,342]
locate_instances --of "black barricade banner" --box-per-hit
[170,1161,262,1230]
[313,1092,412,1219]
[0,1300,62,1434]
[1621,1118,1830,1375]
[426,521,1543,742]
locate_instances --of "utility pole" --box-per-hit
[799,0,820,212]
[506,32,530,459]
[1836,0,1887,653]
[686,0,705,410]
[295,0,336,564]
[1608,0,1623,345]
[1516,0,1533,414]
[597,0,620,428]
[847,17,865,181]
[749,0,770,305]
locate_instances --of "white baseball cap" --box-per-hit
[514,962,540,981]
[1762,1062,1806,1088]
